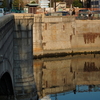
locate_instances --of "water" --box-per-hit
[35,54,100,100]
[1,54,100,100]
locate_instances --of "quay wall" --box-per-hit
[34,15,100,57]
[72,20,100,52]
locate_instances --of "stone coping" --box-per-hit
[0,14,14,29]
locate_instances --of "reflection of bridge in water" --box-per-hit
[34,54,100,99]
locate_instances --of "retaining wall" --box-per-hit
[33,15,100,58]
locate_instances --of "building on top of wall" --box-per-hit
[91,0,100,8]
[26,3,39,14]
[55,2,66,11]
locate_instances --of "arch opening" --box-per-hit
[0,72,14,96]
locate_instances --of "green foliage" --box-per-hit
[56,0,61,2]
[12,0,24,10]
[0,0,7,8]
[12,0,19,9]
[72,0,82,8]
[31,1,36,4]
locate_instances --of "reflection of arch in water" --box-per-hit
[0,72,14,96]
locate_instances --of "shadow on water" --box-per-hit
[1,54,100,100]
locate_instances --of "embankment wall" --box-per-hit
[33,15,100,58]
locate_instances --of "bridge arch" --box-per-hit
[0,72,14,96]
[0,56,14,96]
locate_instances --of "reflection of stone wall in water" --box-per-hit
[34,54,100,98]
[34,58,76,98]
[34,60,43,98]
[71,54,100,85]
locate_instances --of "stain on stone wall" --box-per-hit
[83,33,100,44]
[63,25,65,30]
[70,35,72,42]
[45,23,47,30]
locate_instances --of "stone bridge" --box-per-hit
[0,13,100,97]
[0,15,14,95]
[0,14,37,98]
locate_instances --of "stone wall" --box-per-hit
[71,20,100,52]
[42,16,75,51]
[33,15,100,58]
[33,15,75,57]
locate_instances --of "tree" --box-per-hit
[31,1,36,4]
[12,0,24,10]
[12,0,19,9]
[72,0,82,8]
[0,0,7,8]
[20,0,24,10]
[56,0,61,1]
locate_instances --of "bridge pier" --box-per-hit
[13,14,36,95]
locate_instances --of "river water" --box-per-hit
[1,54,100,100]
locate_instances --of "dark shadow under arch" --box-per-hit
[0,72,14,96]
